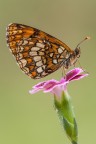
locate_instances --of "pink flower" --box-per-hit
[29,68,89,144]
[29,68,88,96]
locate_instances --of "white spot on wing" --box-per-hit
[60,46,65,50]
[12,30,17,35]
[29,51,37,56]
[36,61,43,66]
[31,47,40,51]
[16,53,23,60]
[16,46,23,52]
[43,58,46,64]
[28,41,34,45]
[50,53,53,57]
[37,67,43,73]
[33,56,41,62]
[58,47,63,54]
[19,46,24,52]
[56,54,60,58]
[42,71,48,76]
[22,67,29,73]
[38,51,44,55]
[53,59,58,64]
[36,42,45,48]
[58,58,63,62]
[22,40,28,45]
[42,65,46,69]
[18,59,27,67]
[65,53,69,58]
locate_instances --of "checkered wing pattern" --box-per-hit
[6,23,74,79]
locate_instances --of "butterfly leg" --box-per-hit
[73,60,83,69]
[61,66,66,77]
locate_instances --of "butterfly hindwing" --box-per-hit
[6,23,73,79]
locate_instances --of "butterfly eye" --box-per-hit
[77,55,80,58]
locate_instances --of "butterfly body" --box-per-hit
[6,23,80,79]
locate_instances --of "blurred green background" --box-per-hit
[0,0,96,144]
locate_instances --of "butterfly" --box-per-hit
[6,23,89,79]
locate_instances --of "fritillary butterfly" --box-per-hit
[6,23,89,79]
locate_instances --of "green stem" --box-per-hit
[54,91,78,144]
[72,141,78,144]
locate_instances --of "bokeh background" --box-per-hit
[0,0,96,144]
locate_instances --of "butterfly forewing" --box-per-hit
[6,23,73,79]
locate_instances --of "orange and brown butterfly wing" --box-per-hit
[6,23,73,79]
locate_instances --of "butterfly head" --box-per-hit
[74,47,81,58]
[74,36,90,59]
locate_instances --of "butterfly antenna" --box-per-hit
[76,36,91,48]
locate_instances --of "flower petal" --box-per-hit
[70,73,89,81]
[29,79,59,94]
[65,68,84,81]
[29,68,88,96]
[50,86,62,96]
[43,79,59,90]
[29,88,42,94]
[44,81,68,96]
[33,81,46,88]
